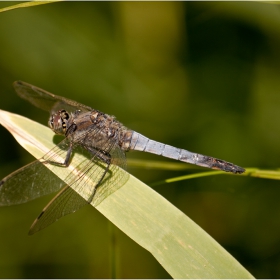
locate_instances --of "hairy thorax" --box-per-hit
[66,110,133,152]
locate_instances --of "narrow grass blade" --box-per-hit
[0,1,63,13]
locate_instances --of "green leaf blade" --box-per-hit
[0,109,254,278]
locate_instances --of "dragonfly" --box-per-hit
[0,81,245,235]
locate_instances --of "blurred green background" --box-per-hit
[0,1,280,278]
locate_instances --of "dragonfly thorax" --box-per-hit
[48,109,70,135]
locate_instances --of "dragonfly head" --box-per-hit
[48,109,70,135]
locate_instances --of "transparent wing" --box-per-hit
[29,145,128,235]
[13,80,92,114]
[28,124,128,234]
[0,160,65,206]
[28,186,88,235]
[0,136,81,206]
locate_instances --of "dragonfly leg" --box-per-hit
[85,147,112,202]
[88,162,110,202]
[61,146,73,166]
[42,145,73,167]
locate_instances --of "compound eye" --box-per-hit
[48,110,70,135]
